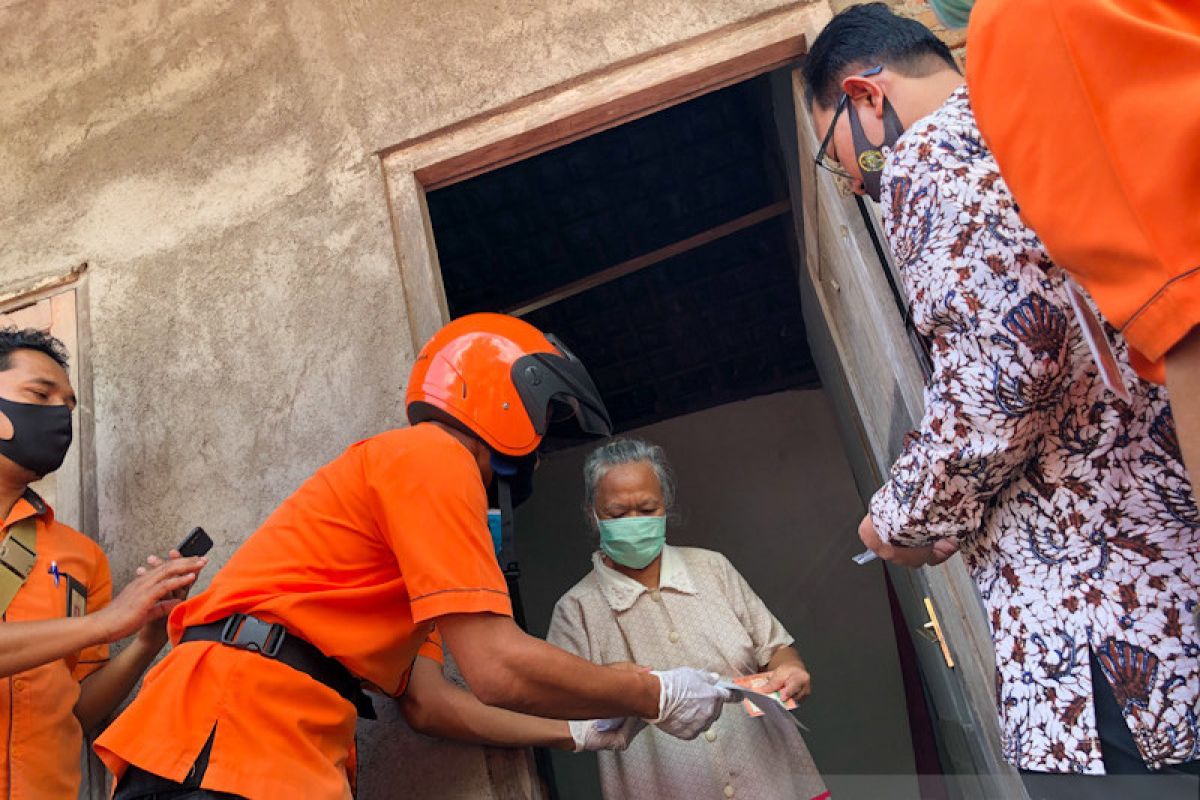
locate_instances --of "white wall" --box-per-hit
[515,389,918,799]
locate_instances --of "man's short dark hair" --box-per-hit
[802,2,959,108]
[0,327,70,372]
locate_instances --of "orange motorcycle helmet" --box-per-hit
[405,313,612,457]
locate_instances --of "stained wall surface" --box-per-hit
[0,0,920,797]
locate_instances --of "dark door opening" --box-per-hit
[426,71,930,800]
[430,76,819,434]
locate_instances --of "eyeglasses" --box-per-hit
[814,65,884,180]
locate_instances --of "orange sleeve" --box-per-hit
[418,626,446,665]
[393,629,447,697]
[73,542,111,680]
[365,431,512,624]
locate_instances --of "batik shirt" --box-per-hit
[870,86,1200,774]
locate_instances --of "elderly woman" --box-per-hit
[548,438,828,800]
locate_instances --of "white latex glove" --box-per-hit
[568,717,647,752]
[648,667,735,740]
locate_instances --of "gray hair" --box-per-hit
[582,438,676,528]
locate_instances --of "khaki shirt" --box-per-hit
[549,545,827,800]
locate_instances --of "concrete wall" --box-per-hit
[1,1,832,797]
[516,389,918,800]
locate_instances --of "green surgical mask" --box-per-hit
[596,514,666,569]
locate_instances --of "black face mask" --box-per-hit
[0,396,72,477]
[848,95,906,202]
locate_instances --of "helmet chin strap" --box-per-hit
[487,451,537,632]
[496,477,518,578]
[495,477,528,631]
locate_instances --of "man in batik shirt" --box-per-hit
[804,5,1199,797]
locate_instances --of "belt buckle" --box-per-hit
[219,613,286,658]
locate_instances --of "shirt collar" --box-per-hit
[3,488,51,530]
[592,544,697,612]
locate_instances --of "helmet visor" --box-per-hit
[511,338,612,439]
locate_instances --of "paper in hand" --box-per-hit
[731,672,797,717]
[717,678,810,732]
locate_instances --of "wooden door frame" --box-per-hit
[377,1,832,352]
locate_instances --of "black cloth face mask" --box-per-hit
[848,95,906,202]
[0,396,72,477]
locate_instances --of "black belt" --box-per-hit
[181,614,376,720]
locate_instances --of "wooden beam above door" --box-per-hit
[415,34,807,191]
[507,200,792,317]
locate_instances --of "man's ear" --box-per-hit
[474,441,493,482]
[841,75,886,119]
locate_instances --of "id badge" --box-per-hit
[65,574,87,617]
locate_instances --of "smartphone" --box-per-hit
[177,526,213,558]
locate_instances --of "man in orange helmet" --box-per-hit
[96,313,734,799]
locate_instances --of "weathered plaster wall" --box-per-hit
[0,1,816,797]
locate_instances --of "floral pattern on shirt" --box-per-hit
[869,87,1200,774]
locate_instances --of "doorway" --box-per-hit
[425,72,925,800]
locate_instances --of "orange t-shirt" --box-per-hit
[95,424,511,800]
[967,0,1200,382]
[0,493,111,800]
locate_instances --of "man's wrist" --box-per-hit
[80,610,113,647]
[129,627,168,660]
[637,672,661,719]
[136,630,168,650]
[557,721,578,751]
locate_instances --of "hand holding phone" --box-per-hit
[127,528,212,643]
[166,527,212,603]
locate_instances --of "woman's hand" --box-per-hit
[762,661,812,703]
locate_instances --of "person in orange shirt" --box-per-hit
[97,313,734,800]
[0,328,208,799]
[940,0,1200,496]
[398,619,648,754]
